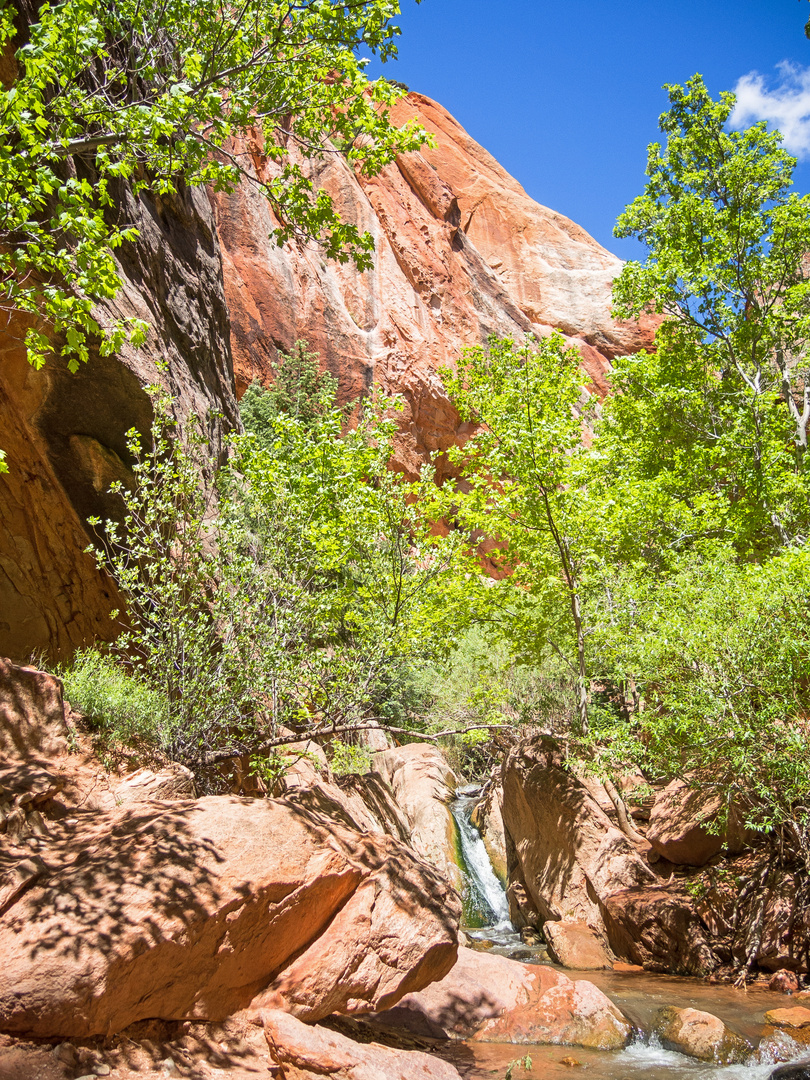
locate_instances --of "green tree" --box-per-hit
[441,334,593,734]
[611,75,810,555]
[84,370,480,785]
[0,0,427,472]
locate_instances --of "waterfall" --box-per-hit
[450,794,511,929]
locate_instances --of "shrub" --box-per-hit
[61,649,171,756]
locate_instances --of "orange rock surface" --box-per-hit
[212,92,657,478]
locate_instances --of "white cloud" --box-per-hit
[731,61,810,159]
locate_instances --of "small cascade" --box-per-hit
[450,793,511,930]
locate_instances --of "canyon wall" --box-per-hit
[213,92,656,477]
[1,91,654,662]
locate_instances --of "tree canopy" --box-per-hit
[0,0,426,471]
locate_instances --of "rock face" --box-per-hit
[1,177,239,665]
[0,663,460,1038]
[500,736,655,943]
[262,1009,463,1080]
[212,92,656,479]
[653,1006,750,1064]
[371,743,462,892]
[647,779,750,866]
[371,945,631,1049]
[602,886,718,976]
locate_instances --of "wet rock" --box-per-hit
[652,1005,751,1064]
[543,921,613,970]
[262,1008,464,1080]
[368,945,632,1049]
[0,793,459,1036]
[771,970,802,994]
[371,744,461,892]
[470,781,507,885]
[647,779,751,866]
[766,1008,810,1029]
[769,1063,810,1079]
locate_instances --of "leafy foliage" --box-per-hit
[84,352,472,785]
[440,333,593,732]
[612,74,810,555]
[0,0,427,371]
[60,648,171,758]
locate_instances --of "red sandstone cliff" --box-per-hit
[213,92,656,477]
[1,92,655,662]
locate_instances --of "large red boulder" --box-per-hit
[263,1009,463,1080]
[0,793,460,1037]
[647,779,751,866]
[370,946,631,1049]
[602,886,718,976]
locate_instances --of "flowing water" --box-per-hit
[445,793,810,1080]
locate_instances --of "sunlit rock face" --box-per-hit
[211,91,657,479]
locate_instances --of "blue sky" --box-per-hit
[366,0,810,259]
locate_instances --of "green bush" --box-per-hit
[61,649,171,755]
[329,739,372,777]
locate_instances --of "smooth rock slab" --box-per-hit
[543,920,613,970]
[263,1009,463,1080]
[369,946,632,1049]
[653,1006,751,1064]
[0,794,459,1037]
[766,1009,810,1029]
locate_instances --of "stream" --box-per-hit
[445,793,810,1080]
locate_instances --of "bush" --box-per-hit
[61,649,171,756]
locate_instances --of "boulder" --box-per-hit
[602,885,718,976]
[114,764,196,804]
[770,970,801,994]
[770,1065,810,1080]
[369,946,631,1049]
[652,1006,751,1064]
[0,659,68,763]
[262,1009,463,1080]
[766,1009,810,1029]
[500,736,654,936]
[0,793,460,1037]
[470,780,507,885]
[543,921,613,970]
[372,744,462,892]
[647,779,750,866]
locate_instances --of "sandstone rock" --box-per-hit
[372,744,461,892]
[756,872,810,974]
[543,921,613,970]
[213,94,656,484]
[115,765,196,804]
[1,172,238,664]
[0,793,459,1037]
[336,773,412,842]
[766,1008,810,1029]
[501,736,654,938]
[370,945,631,1049]
[647,779,750,866]
[470,781,507,885]
[0,659,68,763]
[771,970,802,994]
[653,1005,750,1064]
[262,1009,463,1080]
[602,885,718,976]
